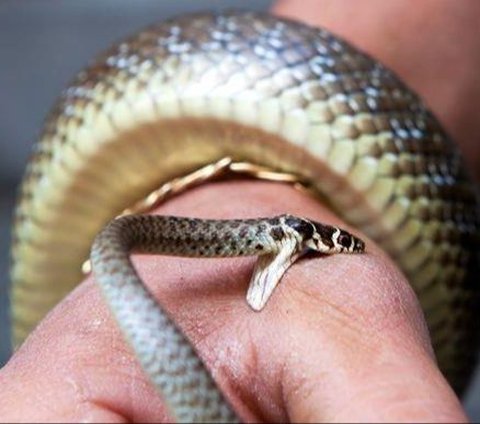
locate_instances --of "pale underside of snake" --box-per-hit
[10,10,480,424]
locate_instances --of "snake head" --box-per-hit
[305,221,365,254]
[281,215,365,254]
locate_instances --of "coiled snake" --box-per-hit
[10,10,480,423]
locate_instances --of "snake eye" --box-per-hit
[338,233,351,248]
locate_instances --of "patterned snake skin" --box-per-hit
[10,10,480,421]
[91,214,364,421]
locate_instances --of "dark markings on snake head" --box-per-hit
[270,226,285,241]
[256,243,263,250]
[285,216,313,239]
[338,232,351,248]
[312,222,335,248]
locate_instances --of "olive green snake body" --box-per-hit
[10,10,480,422]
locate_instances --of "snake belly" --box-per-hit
[10,8,480,412]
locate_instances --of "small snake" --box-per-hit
[91,214,364,421]
[10,9,480,424]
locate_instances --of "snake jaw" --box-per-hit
[304,233,333,253]
[246,229,302,311]
[246,218,366,311]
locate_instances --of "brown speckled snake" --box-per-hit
[10,10,480,423]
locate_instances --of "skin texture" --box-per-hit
[1,0,479,422]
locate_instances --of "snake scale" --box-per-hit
[10,10,480,422]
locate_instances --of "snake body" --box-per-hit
[91,214,363,421]
[10,9,480,421]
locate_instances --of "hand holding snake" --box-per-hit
[2,1,476,422]
[1,181,470,422]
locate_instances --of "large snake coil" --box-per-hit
[10,10,480,417]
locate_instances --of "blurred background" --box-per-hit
[0,0,478,418]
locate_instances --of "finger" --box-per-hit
[277,243,467,422]
[0,277,169,422]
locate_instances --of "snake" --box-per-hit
[91,214,363,421]
[9,10,480,423]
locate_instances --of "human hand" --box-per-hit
[0,181,467,422]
